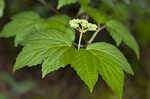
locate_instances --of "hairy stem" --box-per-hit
[78,31,84,50]
[88,25,105,44]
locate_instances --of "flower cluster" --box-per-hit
[69,19,97,33]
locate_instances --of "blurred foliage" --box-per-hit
[0,72,36,94]
[0,0,5,17]
[135,20,150,44]
[0,94,8,99]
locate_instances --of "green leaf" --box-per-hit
[61,47,77,65]
[71,42,131,98]
[0,11,41,37]
[45,14,75,40]
[135,20,150,44]
[79,0,91,6]
[0,11,45,46]
[89,50,124,99]
[71,49,99,93]
[13,29,75,77]
[101,0,115,8]
[79,0,109,23]
[14,19,45,47]
[113,3,130,22]
[106,20,140,59]
[12,11,41,20]
[13,45,47,71]
[87,42,134,75]
[82,6,109,23]
[42,47,69,78]
[0,0,5,18]
[0,12,73,46]
[57,0,77,9]
[47,14,71,25]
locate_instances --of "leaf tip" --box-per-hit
[125,66,135,75]
[116,41,121,46]
[42,73,46,79]
[87,84,95,94]
[130,71,135,75]
[89,88,94,93]
[57,4,62,10]
[13,67,17,72]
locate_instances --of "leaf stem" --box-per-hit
[88,25,105,44]
[78,31,84,50]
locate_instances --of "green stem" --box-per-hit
[78,31,84,50]
[88,25,105,44]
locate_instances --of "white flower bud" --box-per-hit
[69,19,79,29]
[69,22,79,28]
[88,23,97,31]
[69,19,97,32]
[80,19,88,28]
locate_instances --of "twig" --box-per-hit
[87,25,106,44]
[38,0,59,14]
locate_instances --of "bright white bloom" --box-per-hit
[69,19,97,33]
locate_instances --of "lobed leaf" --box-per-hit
[87,42,134,75]
[45,14,75,40]
[106,20,140,59]
[0,11,45,46]
[90,50,124,99]
[57,0,77,9]
[0,12,74,46]
[14,29,75,78]
[42,47,69,78]
[70,42,132,98]
[61,47,77,65]
[71,49,99,93]
[13,45,47,71]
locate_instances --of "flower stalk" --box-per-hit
[69,19,99,50]
[78,30,84,50]
[88,25,105,44]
